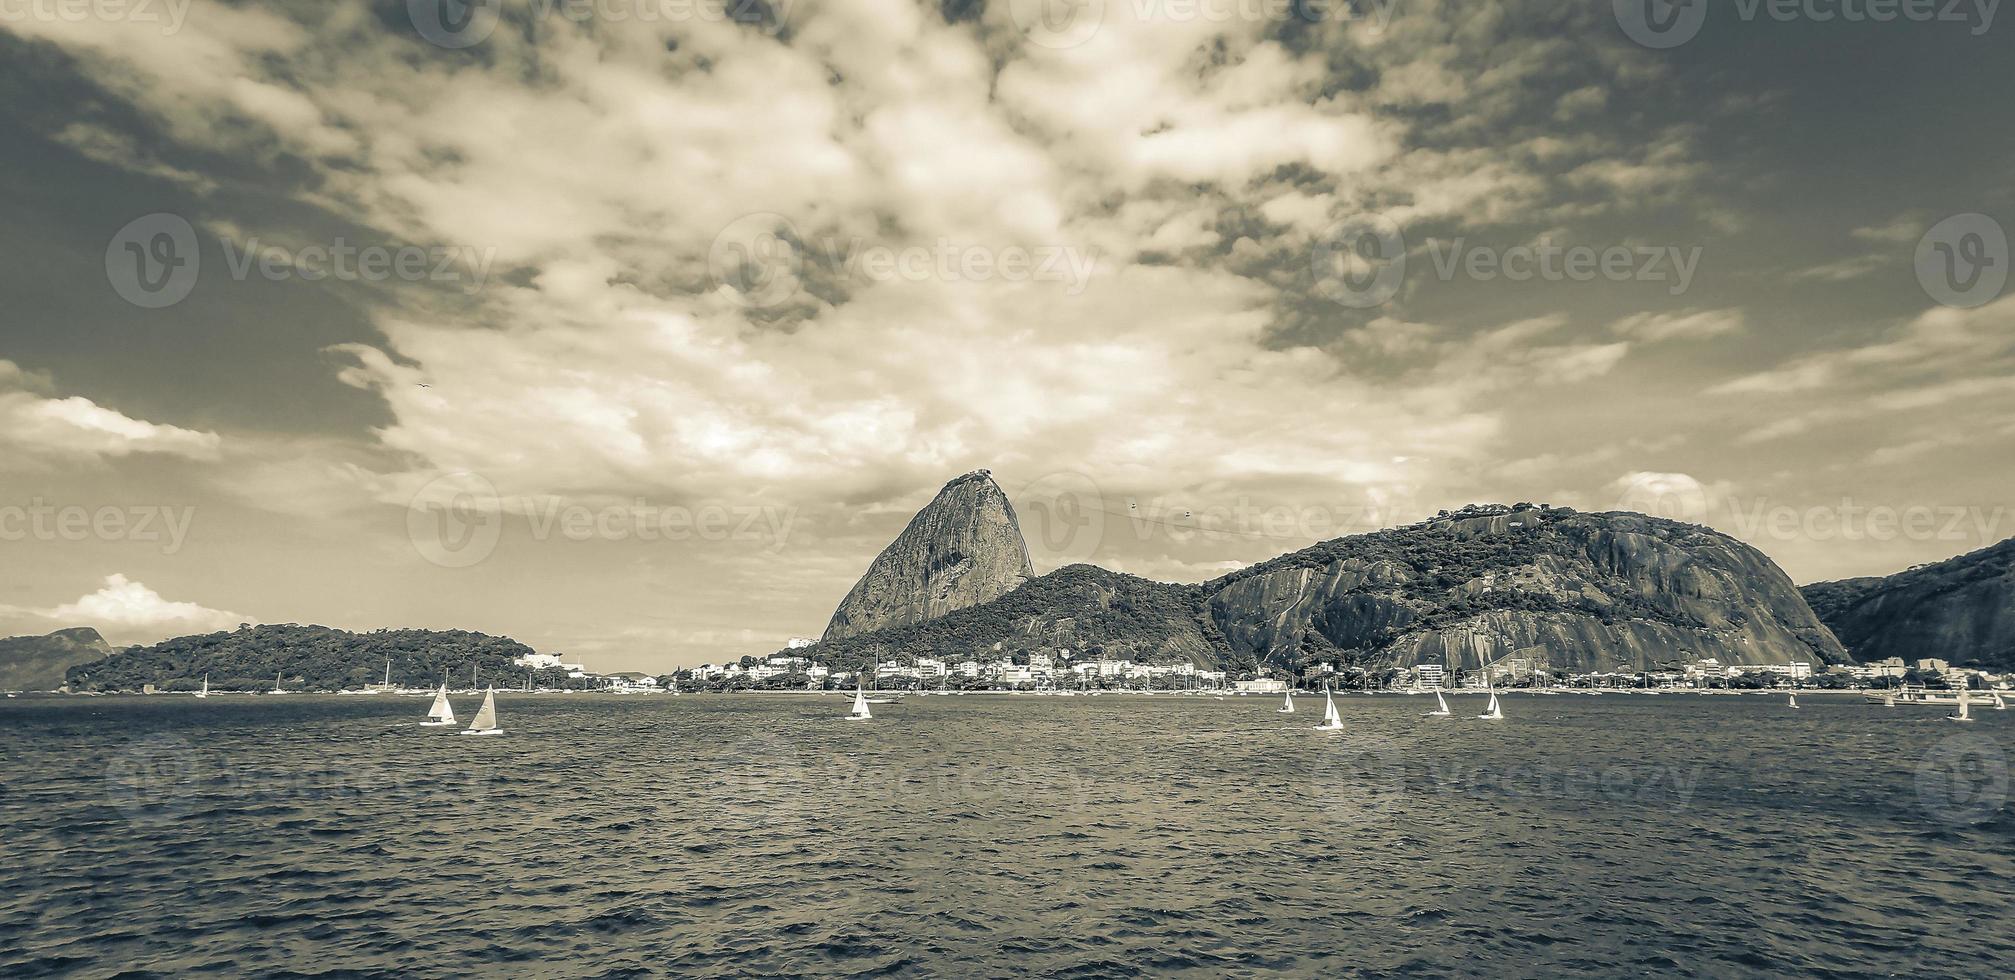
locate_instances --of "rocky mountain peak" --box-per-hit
[822,470,1035,641]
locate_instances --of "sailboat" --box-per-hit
[195,674,209,698]
[459,687,504,735]
[269,671,289,695]
[1477,690,1504,721]
[846,683,873,721]
[1883,691,1896,708]
[1277,690,1295,714]
[1948,689,1973,723]
[1313,687,1344,732]
[1787,691,1799,709]
[1993,690,2007,711]
[1424,690,1451,718]
[421,684,457,726]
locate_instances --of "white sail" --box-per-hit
[1950,689,1972,722]
[464,687,499,733]
[1478,691,1503,720]
[1884,691,1896,707]
[1787,692,1799,709]
[428,685,454,721]
[848,684,872,720]
[1278,691,1295,714]
[1314,689,1343,731]
[1426,690,1450,717]
[196,674,209,698]
[1993,690,2006,711]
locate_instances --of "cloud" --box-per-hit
[38,575,247,644]
[1611,308,1745,343]
[1788,212,1926,282]
[0,361,221,471]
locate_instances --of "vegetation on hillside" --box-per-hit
[1204,503,1558,593]
[65,624,582,692]
[802,564,1224,671]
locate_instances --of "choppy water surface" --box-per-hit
[1,692,2011,977]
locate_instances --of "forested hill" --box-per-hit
[0,628,112,691]
[806,564,1223,672]
[65,624,553,692]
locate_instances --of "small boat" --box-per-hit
[420,684,457,726]
[1477,690,1504,721]
[846,684,873,721]
[1277,691,1295,714]
[269,671,289,695]
[1787,692,1799,709]
[459,687,504,736]
[1313,688,1344,732]
[1424,690,1450,718]
[1949,689,1973,723]
[195,674,209,699]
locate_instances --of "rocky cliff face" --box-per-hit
[1804,537,2015,670]
[0,627,112,691]
[822,470,1036,641]
[1206,507,1845,673]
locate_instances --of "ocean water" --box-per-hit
[1,691,2010,977]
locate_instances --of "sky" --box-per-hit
[1,0,2011,670]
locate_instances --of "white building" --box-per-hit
[991,664,1042,685]
[1686,659,1726,683]
[1235,678,1287,693]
